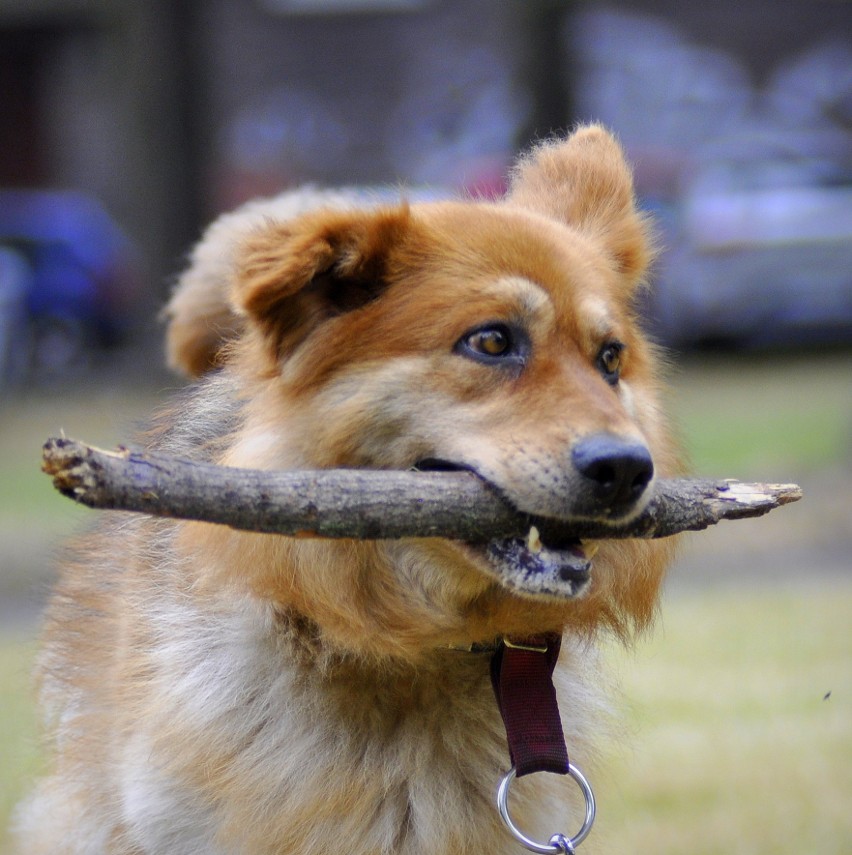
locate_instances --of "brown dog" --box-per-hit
[15,125,679,854]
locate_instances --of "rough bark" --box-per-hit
[42,437,802,543]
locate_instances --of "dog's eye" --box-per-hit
[455,323,528,367]
[597,342,624,385]
[468,327,511,357]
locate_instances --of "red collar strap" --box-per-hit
[490,634,570,777]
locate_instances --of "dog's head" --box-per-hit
[171,126,680,655]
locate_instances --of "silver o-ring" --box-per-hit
[496,764,596,854]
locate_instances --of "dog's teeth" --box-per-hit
[526,525,543,554]
[580,539,599,558]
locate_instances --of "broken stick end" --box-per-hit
[774,484,804,505]
[41,437,105,504]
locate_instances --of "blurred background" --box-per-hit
[1,1,850,852]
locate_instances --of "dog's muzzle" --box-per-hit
[415,434,654,600]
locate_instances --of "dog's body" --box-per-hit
[15,126,680,854]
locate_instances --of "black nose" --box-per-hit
[572,434,654,511]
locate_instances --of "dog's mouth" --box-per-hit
[414,458,595,600]
[484,528,594,599]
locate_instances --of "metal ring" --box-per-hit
[496,765,596,854]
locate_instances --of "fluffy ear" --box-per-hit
[232,204,411,359]
[164,275,243,378]
[506,124,654,284]
[164,213,251,378]
[165,189,367,377]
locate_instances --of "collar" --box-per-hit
[445,635,551,655]
[489,633,570,777]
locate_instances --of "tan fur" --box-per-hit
[15,125,680,854]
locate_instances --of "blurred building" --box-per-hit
[0,0,553,287]
[0,0,850,371]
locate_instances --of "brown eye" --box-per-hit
[597,342,624,385]
[468,327,511,356]
[455,323,529,368]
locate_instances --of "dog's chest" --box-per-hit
[121,602,521,853]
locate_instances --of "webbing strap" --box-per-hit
[490,635,570,778]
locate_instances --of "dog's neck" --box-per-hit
[271,603,501,683]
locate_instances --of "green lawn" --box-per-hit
[0,638,40,853]
[669,353,851,478]
[598,582,852,854]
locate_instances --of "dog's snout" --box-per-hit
[572,434,654,511]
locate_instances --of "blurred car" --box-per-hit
[0,246,32,386]
[571,8,852,350]
[644,157,852,350]
[0,190,142,384]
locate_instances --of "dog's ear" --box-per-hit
[232,205,411,358]
[165,271,243,378]
[506,124,653,285]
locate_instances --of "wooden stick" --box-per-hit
[41,437,802,543]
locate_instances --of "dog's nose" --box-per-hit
[572,434,654,511]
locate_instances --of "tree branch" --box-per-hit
[41,437,802,543]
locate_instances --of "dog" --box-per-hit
[14,125,680,854]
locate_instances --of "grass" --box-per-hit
[669,352,851,478]
[0,384,164,597]
[0,385,163,519]
[597,582,852,854]
[0,638,40,853]
[2,585,850,853]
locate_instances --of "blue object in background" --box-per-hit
[0,190,141,382]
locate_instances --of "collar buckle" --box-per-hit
[502,636,549,653]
